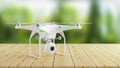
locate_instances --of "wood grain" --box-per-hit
[53,44,74,67]
[0,44,119,68]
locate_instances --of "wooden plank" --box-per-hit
[0,44,17,55]
[32,44,54,68]
[17,44,39,68]
[0,44,14,54]
[80,44,117,67]
[0,44,18,63]
[0,44,120,68]
[101,44,120,54]
[94,44,120,55]
[0,44,9,51]
[7,44,28,68]
[0,44,16,68]
[69,44,95,67]
[92,44,120,66]
[9,44,29,68]
[53,44,74,67]
[0,44,27,68]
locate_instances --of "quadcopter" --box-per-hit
[15,21,88,58]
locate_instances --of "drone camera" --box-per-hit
[50,46,55,51]
[44,41,56,54]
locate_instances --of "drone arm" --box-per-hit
[22,26,33,30]
[61,26,76,31]
[60,23,82,31]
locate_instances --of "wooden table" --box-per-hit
[0,44,120,68]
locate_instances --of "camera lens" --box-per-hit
[50,46,54,51]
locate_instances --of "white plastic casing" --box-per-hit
[44,42,56,54]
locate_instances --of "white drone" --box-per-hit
[15,21,87,58]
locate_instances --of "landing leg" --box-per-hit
[54,32,66,55]
[28,32,41,58]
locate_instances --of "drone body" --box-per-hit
[15,22,82,58]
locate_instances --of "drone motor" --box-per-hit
[36,23,40,27]
[15,23,22,29]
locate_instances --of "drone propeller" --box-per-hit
[53,22,91,25]
[78,22,92,24]
[6,22,34,25]
[7,21,92,27]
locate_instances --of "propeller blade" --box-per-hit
[78,22,92,24]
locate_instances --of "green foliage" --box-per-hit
[100,10,117,43]
[0,0,119,43]
[0,5,33,43]
[1,6,33,24]
[86,0,102,43]
[50,1,81,43]
[51,6,78,23]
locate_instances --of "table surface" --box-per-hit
[0,44,120,68]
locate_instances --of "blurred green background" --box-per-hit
[0,0,120,43]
